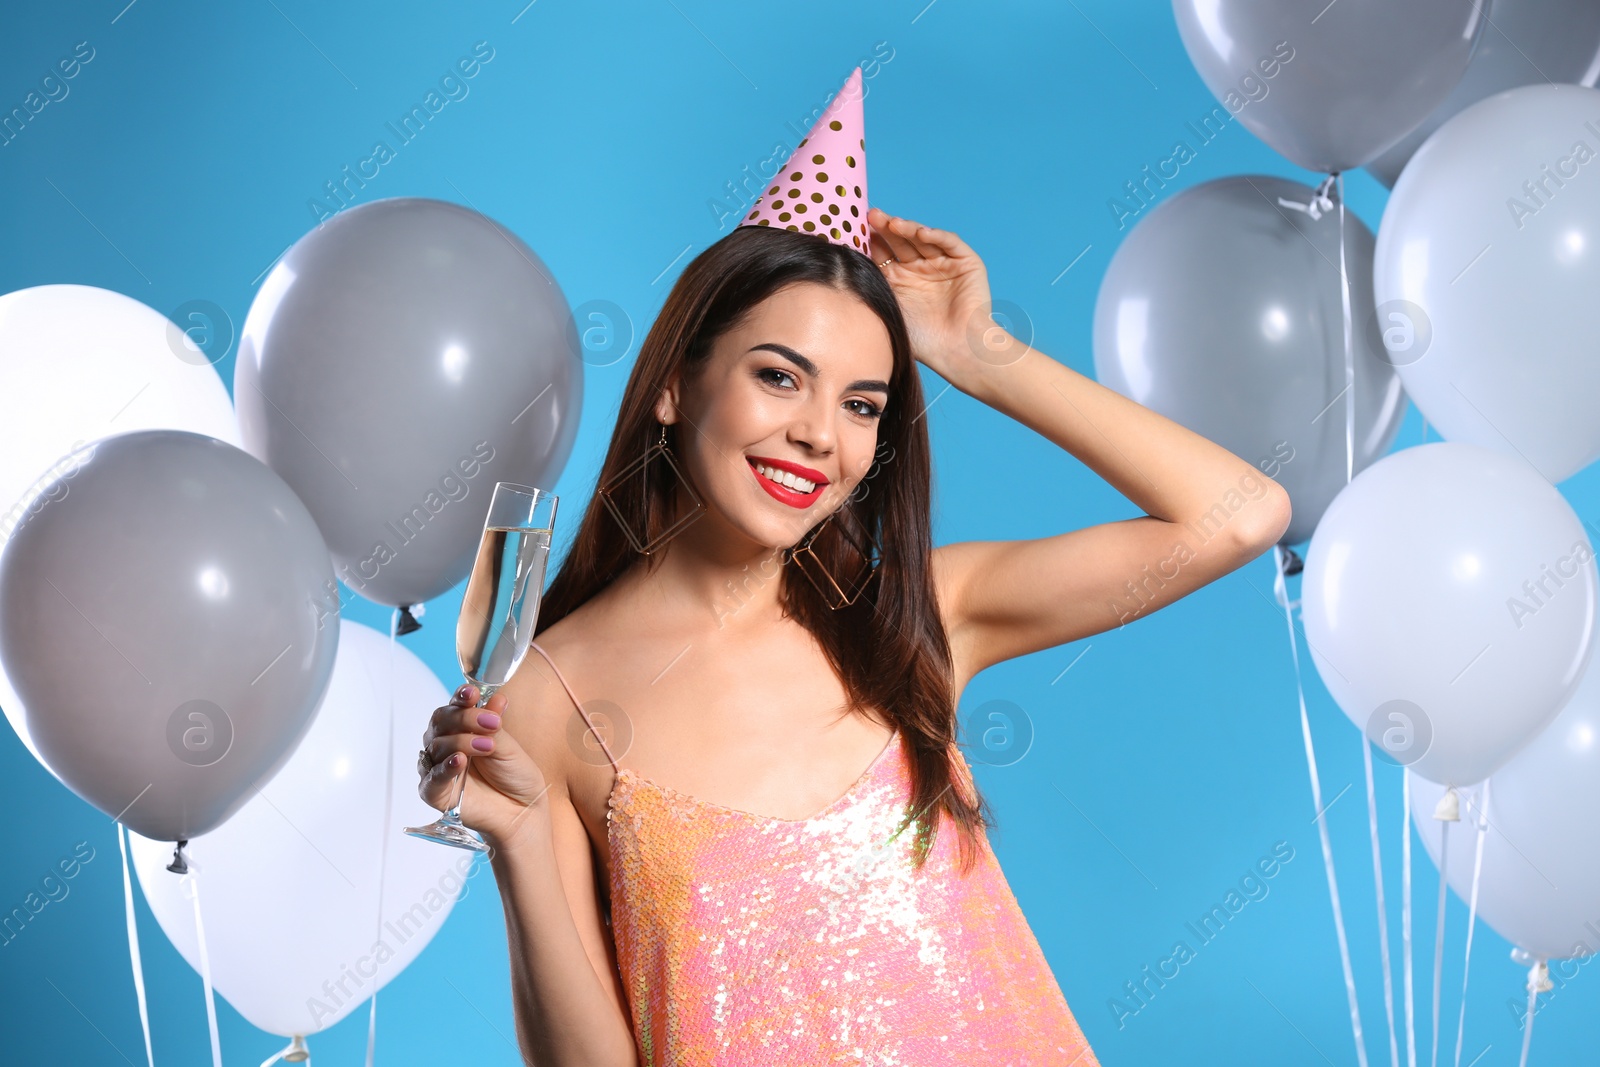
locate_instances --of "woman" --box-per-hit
[419,207,1291,1065]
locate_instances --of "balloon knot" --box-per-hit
[1529,960,1552,994]
[263,1034,311,1065]
[166,839,190,875]
[1432,786,1460,822]
[396,604,424,636]
[1276,174,1340,221]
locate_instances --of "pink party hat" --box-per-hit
[739,67,874,260]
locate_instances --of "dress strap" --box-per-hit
[526,640,620,773]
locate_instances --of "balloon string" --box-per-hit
[1431,818,1451,1067]
[1453,782,1490,1067]
[1336,169,1398,1067]
[1336,172,1355,486]
[1363,739,1401,1067]
[118,823,155,1067]
[1403,767,1418,1067]
[180,866,223,1067]
[1274,544,1369,1067]
[1518,961,1543,1067]
[366,610,401,1067]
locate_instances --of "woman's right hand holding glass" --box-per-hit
[419,683,551,848]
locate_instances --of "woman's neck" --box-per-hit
[615,513,790,631]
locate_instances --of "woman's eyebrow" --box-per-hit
[749,342,889,394]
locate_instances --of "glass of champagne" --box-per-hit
[405,481,558,852]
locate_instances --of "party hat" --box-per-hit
[739,66,874,260]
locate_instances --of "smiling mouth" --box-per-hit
[748,457,828,508]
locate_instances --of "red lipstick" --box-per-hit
[747,455,829,509]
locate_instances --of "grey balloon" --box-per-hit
[1173,0,1489,173]
[1366,0,1600,188]
[1093,176,1406,546]
[234,197,582,608]
[0,430,339,842]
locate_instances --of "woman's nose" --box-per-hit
[788,405,836,454]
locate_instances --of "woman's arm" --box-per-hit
[422,674,637,1066]
[487,794,637,1067]
[866,208,1292,683]
[930,337,1290,678]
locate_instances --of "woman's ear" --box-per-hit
[653,374,682,426]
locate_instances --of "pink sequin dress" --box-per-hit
[530,643,1101,1066]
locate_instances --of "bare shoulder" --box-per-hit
[497,603,621,840]
[495,619,588,796]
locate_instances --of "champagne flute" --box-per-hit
[405,482,558,852]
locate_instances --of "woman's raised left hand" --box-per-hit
[867,206,1017,389]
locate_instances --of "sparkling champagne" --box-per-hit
[409,482,557,853]
[456,525,552,691]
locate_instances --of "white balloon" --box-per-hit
[130,620,472,1037]
[0,284,240,769]
[1373,84,1600,483]
[1302,441,1598,787]
[1411,651,1600,961]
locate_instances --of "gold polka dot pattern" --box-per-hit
[738,66,876,261]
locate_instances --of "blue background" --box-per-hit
[2,1,1595,1064]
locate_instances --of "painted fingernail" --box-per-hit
[456,684,473,701]
[449,753,464,768]
[471,737,494,752]
[477,711,501,729]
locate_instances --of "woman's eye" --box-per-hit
[756,367,797,389]
[754,365,878,418]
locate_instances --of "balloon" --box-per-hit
[1093,175,1405,546]
[1301,441,1598,787]
[0,430,338,841]
[0,284,241,772]
[130,620,468,1037]
[1172,0,1486,173]
[235,197,582,608]
[1373,84,1600,484]
[1411,650,1600,962]
[1365,0,1600,188]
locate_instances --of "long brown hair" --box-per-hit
[537,224,994,873]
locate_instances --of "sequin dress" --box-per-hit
[529,642,1101,1066]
